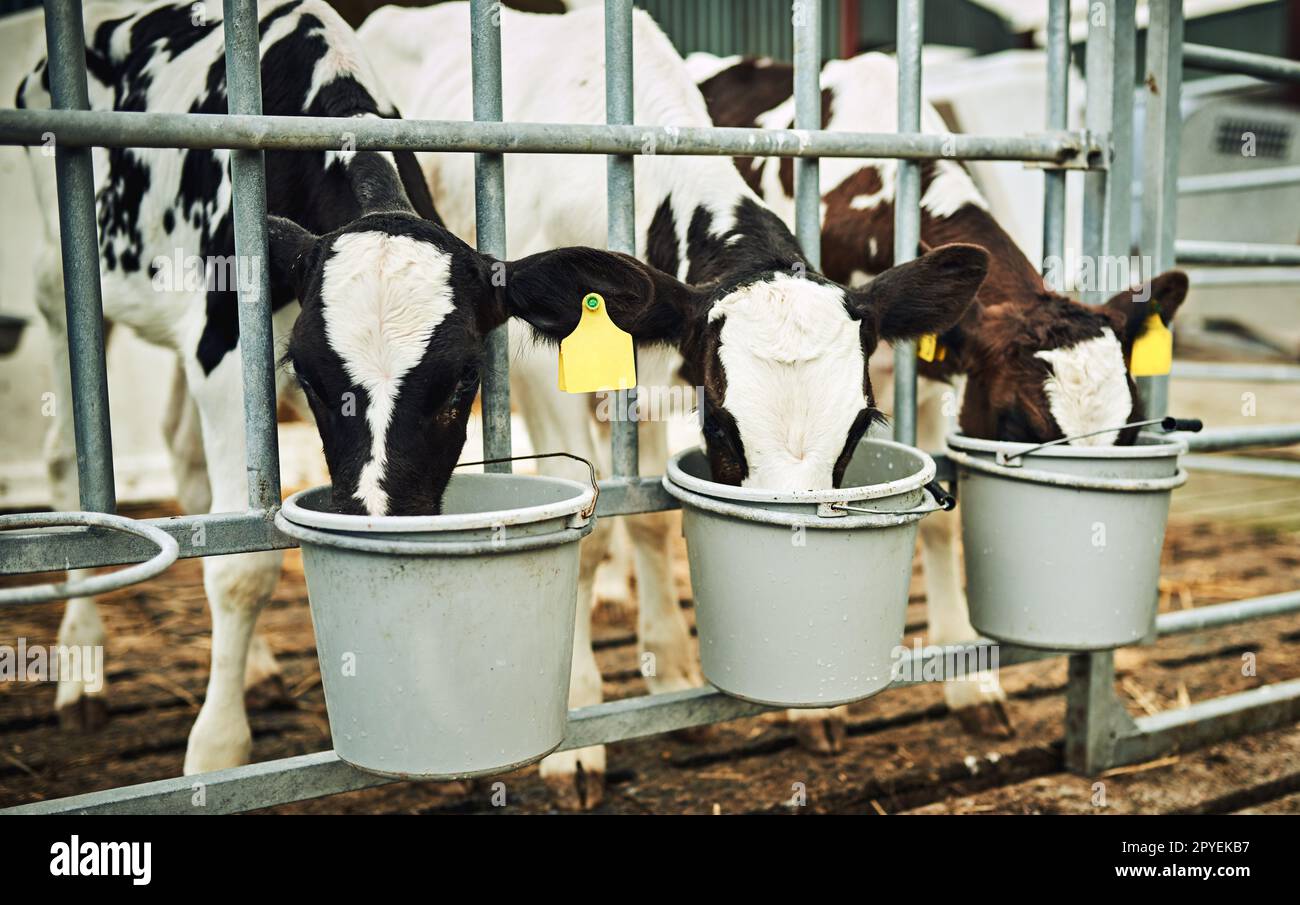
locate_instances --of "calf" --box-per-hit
[359,3,990,808]
[691,50,1188,736]
[18,0,707,774]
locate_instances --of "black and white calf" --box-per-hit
[689,50,1189,736]
[18,0,719,774]
[359,2,990,808]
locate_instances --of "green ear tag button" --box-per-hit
[558,291,637,393]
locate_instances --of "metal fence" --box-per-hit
[1,0,1299,814]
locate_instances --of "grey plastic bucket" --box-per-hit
[662,438,940,708]
[946,433,1188,651]
[274,473,595,780]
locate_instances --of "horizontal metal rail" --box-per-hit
[1176,239,1300,266]
[0,478,678,577]
[1185,266,1300,286]
[1113,678,1300,766]
[10,585,1300,815]
[1183,42,1300,83]
[1179,164,1300,195]
[1182,453,1300,480]
[1172,361,1300,382]
[0,108,1099,164]
[1183,423,1300,452]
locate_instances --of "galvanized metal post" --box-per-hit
[793,0,821,270]
[471,0,512,472]
[892,0,923,447]
[1065,651,1124,774]
[1042,0,1069,271]
[1081,0,1136,303]
[43,0,116,513]
[1066,0,1137,776]
[607,0,638,477]
[222,0,281,509]
[1140,0,1184,420]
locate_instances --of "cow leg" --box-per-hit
[914,377,1011,737]
[593,519,634,616]
[37,258,111,731]
[162,356,288,710]
[161,356,212,516]
[787,708,850,753]
[920,511,1011,737]
[626,420,701,698]
[182,355,284,774]
[512,344,607,809]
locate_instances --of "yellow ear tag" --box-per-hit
[557,292,637,394]
[917,334,940,363]
[1129,313,1172,377]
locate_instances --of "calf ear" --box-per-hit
[267,217,319,298]
[849,243,989,341]
[1103,269,1189,344]
[499,247,706,343]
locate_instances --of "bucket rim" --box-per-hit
[279,472,595,535]
[663,437,935,506]
[946,431,1188,460]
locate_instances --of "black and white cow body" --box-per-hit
[359,2,990,808]
[20,0,711,773]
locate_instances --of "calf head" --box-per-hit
[948,271,1189,445]
[508,242,990,493]
[269,215,696,515]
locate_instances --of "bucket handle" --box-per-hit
[995,416,1203,467]
[819,479,955,518]
[455,452,599,520]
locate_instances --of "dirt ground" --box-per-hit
[2,467,1299,815]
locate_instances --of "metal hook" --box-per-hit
[455,452,600,519]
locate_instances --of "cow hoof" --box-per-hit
[540,747,606,811]
[791,712,846,754]
[57,695,109,733]
[953,700,1015,738]
[244,673,291,710]
[544,763,604,811]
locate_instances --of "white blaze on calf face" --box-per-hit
[1034,328,1132,445]
[711,273,867,491]
[320,231,455,514]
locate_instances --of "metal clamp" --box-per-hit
[456,452,600,520]
[0,511,179,606]
[996,416,1204,467]
[1021,129,1106,171]
[818,479,956,518]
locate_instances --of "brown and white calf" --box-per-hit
[359,3,990,807]
[689,50,1189,737]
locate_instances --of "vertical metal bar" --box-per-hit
[794,0,822,270]
[1066,0,1136,777]
[1041,0,1069,272]
[43,0,116,513]
[1140,0,1184,420]
[222,0,280,509]
[471,0,511,472]
[607,0,639,478]
[892,0,923,447]
[1081,0,1136,304]
[1064,651,1120,774]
